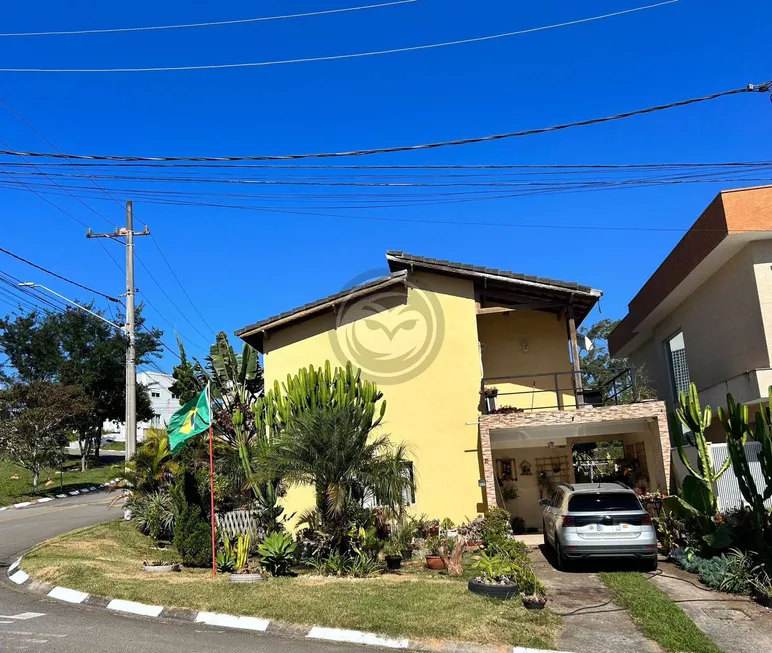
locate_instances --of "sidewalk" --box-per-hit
[649,561,772,653]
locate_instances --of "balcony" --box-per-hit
[480,367,640,414]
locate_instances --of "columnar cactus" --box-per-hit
[675,383,729,514]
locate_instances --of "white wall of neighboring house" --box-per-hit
[102,371,181,442]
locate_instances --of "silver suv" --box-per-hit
[540,482,658,570]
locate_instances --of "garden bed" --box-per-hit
[23,521,560,649]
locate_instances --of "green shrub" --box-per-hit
[719,549,756,595]
[516,563,546,597]
[173,504,212,568]
[490,537,528,563]
[132,491,175,542]
[479,508,512,547]
[257,531,296,576]
[696,556,728,590]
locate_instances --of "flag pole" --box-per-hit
[208,382,217,578]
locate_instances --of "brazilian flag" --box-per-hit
[168,387,211,453]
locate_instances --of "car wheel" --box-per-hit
[642,557,658,572]
[554,536,565,571]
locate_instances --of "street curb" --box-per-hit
[7,554,574,653]
[0,479,120,510]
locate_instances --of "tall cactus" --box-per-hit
[719,389,772,518]
[675,383,729,513]
[254,361,386,440]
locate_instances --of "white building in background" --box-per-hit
[103,371,181,442]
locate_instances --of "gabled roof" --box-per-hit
[386,251,600,295]
[235,270,408,351]
[235,252,602,351]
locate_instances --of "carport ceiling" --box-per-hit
[489,419,652,449]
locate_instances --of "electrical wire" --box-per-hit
[0,0,416,37]
[0,80,767,161]
[0,95,214,350]
[0,1,677,72]
[0,245,121,302]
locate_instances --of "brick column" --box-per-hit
[479,421,498,509]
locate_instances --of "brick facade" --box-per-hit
[479,401,671,507]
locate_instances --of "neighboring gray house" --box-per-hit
[103,371,181,442]
[609,185,772,442]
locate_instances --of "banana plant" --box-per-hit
[674,383,730,514]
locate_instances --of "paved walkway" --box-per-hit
[649,561,772,653]
[529,547,663,653]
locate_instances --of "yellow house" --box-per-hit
[236,252,671,530]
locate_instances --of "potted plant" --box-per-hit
[468,552,519,599]
[501,483,518,503]
[383,541,403,571]
[229,533,264,583]
[522,594,548,610]
[424,535,446,570]
[143,560,180,573]
[392,521,416,560]
[518,563,547,609]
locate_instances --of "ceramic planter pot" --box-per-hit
[522,598,547,610]
[467,579,519,600]
[229,572,264,583]
[425,555,446,570]
[143,562,180,573]
[401,548,413,561]
[385,555,403,571]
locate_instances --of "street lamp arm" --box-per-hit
[18,282,126,333]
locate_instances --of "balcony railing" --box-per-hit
[480,367,639,414]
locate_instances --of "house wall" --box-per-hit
[493,445,575,529]
[262,270,485,526]
[103,372,181,442]
[478,310,575,411]
[628,243,770,406]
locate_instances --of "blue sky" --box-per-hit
[0,0,770,370]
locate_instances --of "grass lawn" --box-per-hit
[24,521,561,649]
[101,441,126,451]
[0,457,121,506]
[600,572,722,653]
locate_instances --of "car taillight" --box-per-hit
[641,514,652,526]
[562,515,576,527]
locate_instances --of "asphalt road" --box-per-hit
[0,495,353,653]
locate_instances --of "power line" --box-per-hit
[0,0,415,37]
[147,234,216,335]
[0,95,214,350]
[0,80,767,161]
[0,245,121,302]
[0,1,677,73]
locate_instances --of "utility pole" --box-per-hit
[87,201,150,462]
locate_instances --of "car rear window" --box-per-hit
[568,493,642,512]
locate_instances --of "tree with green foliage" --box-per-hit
[0,381,93,493]
[169,335,202,404]
[0,304,163,469]
[254,363,413,546]
[579,318,656,403]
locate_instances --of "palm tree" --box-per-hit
[262,405,414,536]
